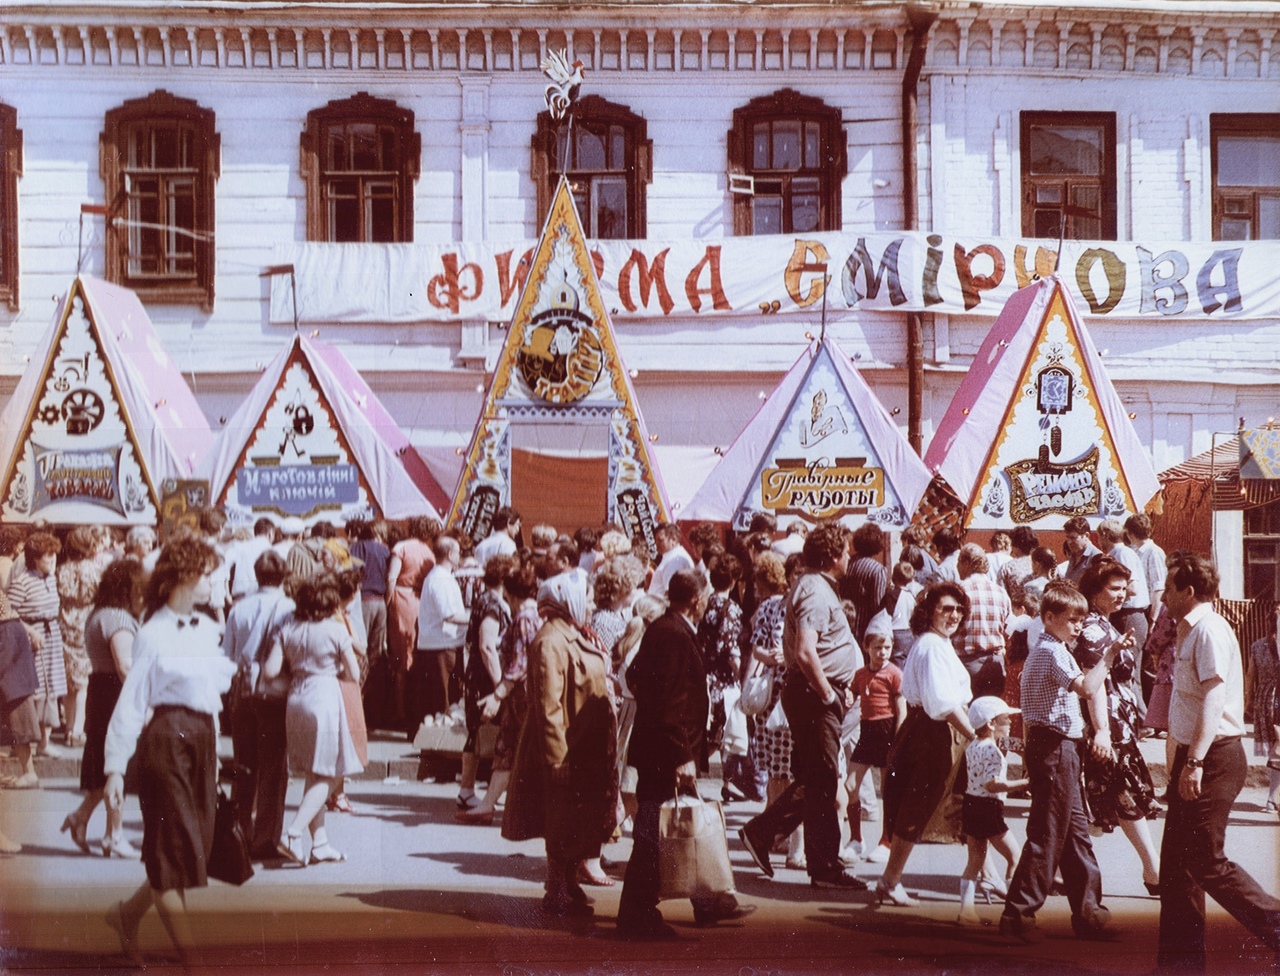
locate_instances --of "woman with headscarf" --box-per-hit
[501,572,618,917]
[7,531,64,761]
[102,537,237,969]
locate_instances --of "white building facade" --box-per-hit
[0,1,1278,538]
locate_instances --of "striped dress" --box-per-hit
[7,567,66,700]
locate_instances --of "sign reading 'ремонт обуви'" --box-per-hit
[270,232,1273,324]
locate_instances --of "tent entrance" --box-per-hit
[509,421,608,537]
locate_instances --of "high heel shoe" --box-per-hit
[276,833,307,867]
[1144,879,1161,896]
[60,814,90,854]
[979,872,1009,900]
[874,879,917,907]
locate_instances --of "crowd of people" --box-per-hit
[0,507,1278,969]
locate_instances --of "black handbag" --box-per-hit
[208,763,254,886]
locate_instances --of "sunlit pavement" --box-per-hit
[1,743,1276,976]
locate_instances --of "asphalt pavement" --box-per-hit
[0,733,1277,976]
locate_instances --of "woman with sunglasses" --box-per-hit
[876,581,977,906]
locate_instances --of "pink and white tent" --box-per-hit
[680,337,932,531]
[0,276,211,525]
[204,333,449,526]
[925,275,1160,529]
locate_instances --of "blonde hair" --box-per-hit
[613,594,666,668]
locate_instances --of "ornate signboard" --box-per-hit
[449,177,668,549]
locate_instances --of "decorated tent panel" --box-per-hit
[680,338,933,531]
[0,276,211,525]
[925,275,1160,530]
[205,334,447,525]
[449,177,669,551]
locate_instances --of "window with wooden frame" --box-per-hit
[532,96,651,239]
[100,90,219,310]
[301,93,420,243]
[728,89,847,236]
[0,104,21,311]
[1212,114,1280,240]
[1020,111,1116,240]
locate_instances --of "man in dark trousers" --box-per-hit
[617,568,752,940]
[1158,553,1280,971]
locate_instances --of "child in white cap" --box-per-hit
[842,610,904,866]
[959,695,1028,924]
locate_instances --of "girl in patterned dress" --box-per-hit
[7,532,64,756]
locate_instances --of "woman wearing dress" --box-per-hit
[7,531,64,760]
[58,526,106,748]
[501,573,618,916]
[745,551,799,867]
[0,584,39,810]
[384,516,437,734]
[697,553,743,781]
[610,593,667,822]
[877,581,977,907]
[62,557,146,858]
[102,537,237,968]
[1075,557,1161,894]
[265,573,364,866]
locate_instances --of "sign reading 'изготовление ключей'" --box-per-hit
[270,233,1280,325]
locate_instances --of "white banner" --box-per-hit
[269,233,1280,325]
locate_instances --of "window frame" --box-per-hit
[532,95,652,239]
[100,90,219,311]
[727,88,847,237]
[0,104,21,311]
[301,92,421,244]
[1020,111,1117,241]
[1211,113,1280,241]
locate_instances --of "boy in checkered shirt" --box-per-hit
[1000,581,1131,944]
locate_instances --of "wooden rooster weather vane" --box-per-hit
[541,49,585,170]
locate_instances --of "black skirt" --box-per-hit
[962,793,1008,840]
[80,672,123,791]
[851,716,896,768]
[883,708,954,844]
[137,706,217,892]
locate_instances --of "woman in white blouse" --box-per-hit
[102,536,236,968]
[877,581,977,907]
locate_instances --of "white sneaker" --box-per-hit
[838,842,863,866]
[864,844,890,864]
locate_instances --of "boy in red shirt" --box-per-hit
[843,610,905,865]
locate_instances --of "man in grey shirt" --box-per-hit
[740,523,865,889]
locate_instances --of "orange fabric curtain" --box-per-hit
[510,448,608,537]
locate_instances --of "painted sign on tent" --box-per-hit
[926,276,1160,530]
[680,338,933,533]
[449,176,668,551]
[0,277,211,525]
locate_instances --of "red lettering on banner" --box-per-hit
[618,249,675,315]
[685,246,732,313]
[495,248,534,307]
[954,242,1006,310]
[591,250,605,281]
[428,254,484,314]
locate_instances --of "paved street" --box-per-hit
[1,736,1277,976]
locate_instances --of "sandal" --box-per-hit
[326,792,355,814]
[309,843,346,864]
[577,863,616,887]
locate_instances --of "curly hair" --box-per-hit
[593,565,631,610]
[754,551,788,596]
[23,531,62,559]
[484,553,517,590]
[62,525,99,563]
[708,552,742,591]
[909,581,970,636]
[802,524,848,571]
[407,515,440,542]
[597,529,632,559]
[145,537,219,617]
[504,561,540,602]
[293,573,344,622]
[0,525,24,558]
[94,557,146,612]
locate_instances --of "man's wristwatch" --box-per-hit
[1184,757,1204,770]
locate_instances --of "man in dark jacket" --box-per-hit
[617,569,752,940]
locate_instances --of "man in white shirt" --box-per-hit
[472,506,521,569]
[1124,513,1167,626]
[227,518,278,602]
[647,523,694,597]
[1157,552,1280,972]
[416,535,468,727]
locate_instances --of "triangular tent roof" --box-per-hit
[924,275,1160,529]
[0,276,210,525]
[204,334,449,525]
[448,177,669,551]
[680,337,933,531]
